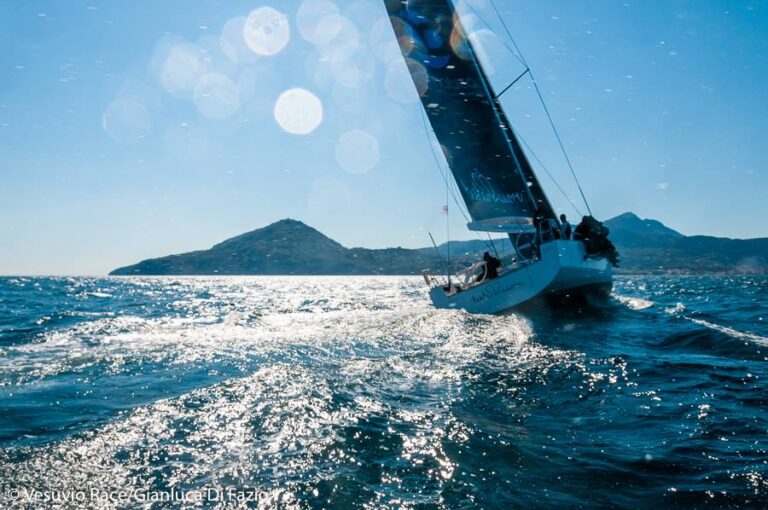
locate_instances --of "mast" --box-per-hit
[383,0,558,231]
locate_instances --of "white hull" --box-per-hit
[428,240,612,314]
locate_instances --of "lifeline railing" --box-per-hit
[421,253,535,293]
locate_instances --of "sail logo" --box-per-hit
[461,172,525,205]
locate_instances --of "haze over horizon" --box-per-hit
[2,0,767,275]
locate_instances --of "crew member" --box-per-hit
[482,251,501,280]
[559,214,572,240]
[573,215,590,241]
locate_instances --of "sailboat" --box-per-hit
[384,0,618,314]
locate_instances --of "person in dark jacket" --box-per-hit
[482,251,501,280]
[572,216,620,266]
[559,214,572,240]
[573,215,590,241]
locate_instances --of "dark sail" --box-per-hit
[383,0,556,227]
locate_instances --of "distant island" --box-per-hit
[109,213,767,276]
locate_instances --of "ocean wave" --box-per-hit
[658,328,767,361]
[1,276,767,507]
[0,311,572,508]
[687,318,768,346]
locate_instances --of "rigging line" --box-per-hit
[495,68,530,99]
[419,108,470,224]
[446,178,451,278]
[516,132,583,217]
[486,232,502,260]
[485,0,527,66]
[487,0,593,216]
[530,74,593,216]
[459,0,527,69]
[418,107,499,252]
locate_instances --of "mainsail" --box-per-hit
[383,0,556,229]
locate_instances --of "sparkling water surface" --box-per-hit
[0,276,766,508]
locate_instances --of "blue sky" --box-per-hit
[1,0,766,275]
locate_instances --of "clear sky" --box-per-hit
[1,0,766,275]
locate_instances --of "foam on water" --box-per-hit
[613,293,655,311]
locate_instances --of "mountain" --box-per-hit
[110,214,767,276]
[109,219,438,275]
[604,212,684,247]
[604,213,768,274]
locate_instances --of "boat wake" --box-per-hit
[685,317,768,346]
[610,292,768,358]
[613,292,767,348]
[664,302,768,347]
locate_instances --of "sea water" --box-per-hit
[0,276,766,508]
